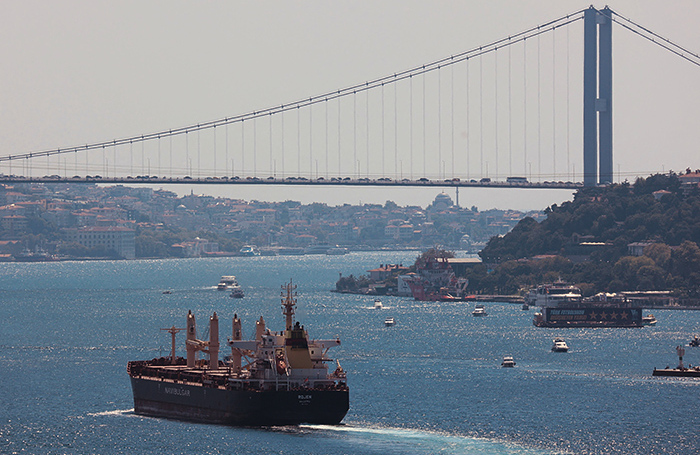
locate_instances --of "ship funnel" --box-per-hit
[209,312,219,370]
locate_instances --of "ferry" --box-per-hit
[217,276,239,291]
[530,283,642,328]
[127,281,349,426]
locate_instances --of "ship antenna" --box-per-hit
[281,279,298,331]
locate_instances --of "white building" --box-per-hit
[64,226,136,259]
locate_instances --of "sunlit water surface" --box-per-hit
[1,253,699,454]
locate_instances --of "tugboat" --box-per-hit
[127,280,349,426]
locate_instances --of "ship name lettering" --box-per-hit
[298,394,312,400]
[164,386,191,397]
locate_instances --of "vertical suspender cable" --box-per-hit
[394,81,398,179]
[523,39,528,177]
[423,74,426,178]
[495,48,499,180]
[552,26,557,180]
[466,59,470,180]
[479,57,483,177]
[366,90,370,178]
[382,84,385,177]
[451,63,454,179]
[537,33,541,180]
[508,40,512,176]
[353,93,357,177]
[438,67,442,179]
[240,121,243,177]
[410,75,413,179]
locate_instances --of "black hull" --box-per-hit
[653,368,700,378]
[535,307,642,328]
[130,377,349,426]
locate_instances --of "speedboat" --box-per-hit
[642,314,657,326]
[472,304,487,316]
[217,276,238,291]
[690,336,700,347]
[373,299,383,309]
[551,338,569,352]
[384,317,395,327]
[501,356,516,367]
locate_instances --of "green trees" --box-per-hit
[474,173,700,296]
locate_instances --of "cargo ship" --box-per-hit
[530,283,642,328]
[127,281,349,426]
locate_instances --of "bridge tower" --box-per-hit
[583,6,613,186]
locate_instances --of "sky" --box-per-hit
[1,1,698,211]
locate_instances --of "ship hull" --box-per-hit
[130,377,349,426]
[534,307,642,328]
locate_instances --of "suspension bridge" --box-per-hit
[1,6,698,190]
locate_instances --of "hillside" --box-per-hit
[467,173,700,297]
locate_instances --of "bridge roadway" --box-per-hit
[0,174,583,189]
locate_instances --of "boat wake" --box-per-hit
[296,424,551,454]
[87,408,135,417]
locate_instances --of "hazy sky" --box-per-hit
[1,1,698,210]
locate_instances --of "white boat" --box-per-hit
[239,245,260,256]
[551,338,569,352]
[373,299,383,309]
[304,243,333,255]
[501,356,516,367]
[384,317,395,327]
[472,304,487,316]
[526,282,582,307]
[217,276,239,291]
[642,314,657,326]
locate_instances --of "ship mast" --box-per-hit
[281,280,297,331]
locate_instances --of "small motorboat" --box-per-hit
[690,336,700,347]
[230,286,245,298]
[374,299,383,309]
[162,290,172,295]
[551,338,569,352]
[642,314,657,326]
[472,304,487,317]
[521,303,529,310]
[501,356,516,368]
[384,317,395,327]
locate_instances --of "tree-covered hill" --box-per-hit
[468,173,700,297]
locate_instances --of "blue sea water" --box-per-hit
[1,252,699,454]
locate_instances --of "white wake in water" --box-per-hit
[299,424,554,454]
[87,408,135,417]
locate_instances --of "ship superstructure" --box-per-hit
[127,281,349,426]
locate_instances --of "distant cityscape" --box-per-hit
[0,182,545,261]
